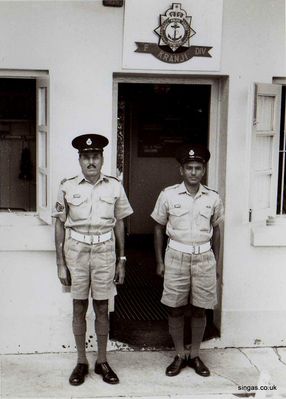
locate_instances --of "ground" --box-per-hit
[1,347,286,398]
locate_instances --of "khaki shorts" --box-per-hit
[161,246,217,309]
[64,236,116,300]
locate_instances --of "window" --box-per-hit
[249,82,286,245]
[277,86,286,215]
[36,77,51,224]
[0,79,36,211]
[0,74,50,224]
[250,83,282,223]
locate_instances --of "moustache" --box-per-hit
[87,165,96,169]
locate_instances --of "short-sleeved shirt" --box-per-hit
[151,182,224,245]
[53,173,133,234]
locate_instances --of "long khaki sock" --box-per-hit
[96,334,108,363]
[93,299,109,364]
[74,334,88,364]
[168,315,185,357]
[72,299,89,365]
[190,315,206,358]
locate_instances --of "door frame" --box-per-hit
[112,72,229,332]
[112,73,227,191]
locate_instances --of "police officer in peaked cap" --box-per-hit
[53,133,133,386]
[151,143,224,377]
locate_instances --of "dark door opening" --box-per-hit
[110,83,219,347]
[0,78,36,212]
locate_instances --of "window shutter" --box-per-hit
[250,83,282,222]
[36,77,51,224]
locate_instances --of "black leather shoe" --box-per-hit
[165,355,187,377]
[188,356,210,377]
[94,362,119,384]
[69,363,89,386]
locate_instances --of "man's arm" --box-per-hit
[212,224,221,278]
[154,222,165,277]
[113,218,126,285]
[55,218,71,286]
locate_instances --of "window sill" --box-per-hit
[251,216,286,246]
[0,213,54,251]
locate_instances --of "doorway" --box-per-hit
[110,78,222,348]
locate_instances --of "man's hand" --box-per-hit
[156,261,165,277]
[57,263,71,286]
[114,260,126,285]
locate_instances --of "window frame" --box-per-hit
[0,70,51,224]
[36,76,51,224]
[249,82,282,223]
[276,85,286,216]
[250,79,286,246]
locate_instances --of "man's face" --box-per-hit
[79,151,104,180]
[180,160,205,186]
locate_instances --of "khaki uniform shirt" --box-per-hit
[151,182,224,245]
[53,173,133,234]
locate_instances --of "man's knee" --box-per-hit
[167,305,185,318]
[72,299,88,335]
[191,305,206,318]
[93,299,109,336]
[73,299,89,317]
[93,299,108,316]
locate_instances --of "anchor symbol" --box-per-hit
[167,22,183,42]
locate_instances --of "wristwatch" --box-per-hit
[118,256,127,261]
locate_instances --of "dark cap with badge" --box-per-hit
[175,143,210,165]
[72,134,109,153]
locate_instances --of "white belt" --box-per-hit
[168,239,211,255]
[70,230,112,245]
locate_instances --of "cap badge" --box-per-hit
[86,138,92,146]
[189,149,195,156]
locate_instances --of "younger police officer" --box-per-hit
[54,134,133,386]
[151,144,224,377]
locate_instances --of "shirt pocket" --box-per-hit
[197,207,212,232]
[168,207,189,230]
[66,194,90,221]
[99,196,116,219]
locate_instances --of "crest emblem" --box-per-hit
[135,3,212,64]
[189,149,195,156]
[86,138,92,146]
[154,3,196,52]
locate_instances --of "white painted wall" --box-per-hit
[220,0,286,347]
[0,0,124,354]
[0,0,285,353]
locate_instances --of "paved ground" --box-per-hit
[0,348,286,399]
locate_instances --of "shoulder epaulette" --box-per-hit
[60,176,77,185]
[105,175,120,182]
[164,184,180,191]
[203,185,218,194]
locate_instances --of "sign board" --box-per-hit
[123,0,223,71]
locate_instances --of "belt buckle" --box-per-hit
[91,235,100,244]
[193,245,200,255]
